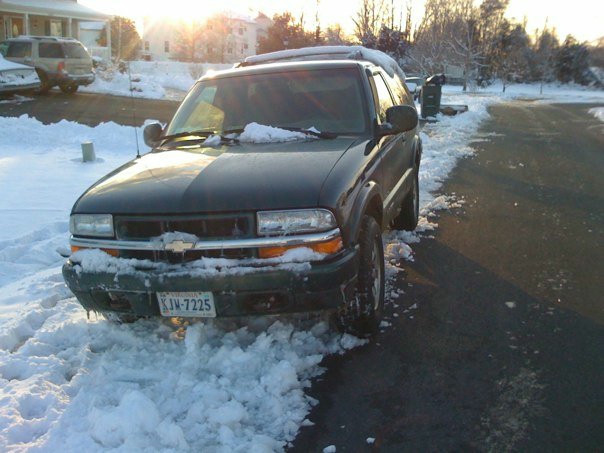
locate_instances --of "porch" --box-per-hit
[0,0,112,59]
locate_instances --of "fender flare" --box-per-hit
[345,181,383,246]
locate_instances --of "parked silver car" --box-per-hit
[0,36,94,94]
[0,53,40,95]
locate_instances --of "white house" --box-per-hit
[0,0,111,58]
[142,12,272,63]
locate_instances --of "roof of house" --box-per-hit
[0,0,111,20]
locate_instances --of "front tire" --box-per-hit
[335,215,385,336]
[59,83,78,94]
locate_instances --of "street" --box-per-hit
[291,102,604,451]
[1,94,602,451]
[0,91,178,127]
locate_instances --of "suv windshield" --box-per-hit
[63,42,89,59]
[166,68,369,136]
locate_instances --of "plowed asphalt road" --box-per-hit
[2,93,603,451]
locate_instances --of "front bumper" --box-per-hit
[62,249,359,318]
[0,81,40,93]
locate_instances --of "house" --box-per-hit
[0,0,111,58]
[141,12,272,63]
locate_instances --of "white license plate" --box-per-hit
[157,291,216,317]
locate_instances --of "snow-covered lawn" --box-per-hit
[80,61,232,100]
[0,85,602,451]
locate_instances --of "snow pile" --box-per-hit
[588,106,604,122]
[0,301,363,450]
[81,61,231,100]
[238,123,315,143]
[243,45,406,80]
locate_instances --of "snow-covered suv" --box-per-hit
[1,36,94,94]
[62,46,421,336]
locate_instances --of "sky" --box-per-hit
[80,0,603,43]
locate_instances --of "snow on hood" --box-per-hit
[243,45,406,81]
[237,123,317,144]
[0,55,34,72]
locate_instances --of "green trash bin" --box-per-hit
[420,85,442,118]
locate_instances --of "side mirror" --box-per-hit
[143,122,163,147]
[378,105,418,137]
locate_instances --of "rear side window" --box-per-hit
[39,43,64,58]
[373,73,395,123]
[6,42,32,58]
[63,43,89,59]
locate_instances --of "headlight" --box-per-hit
[257,209,337,236]
[70,214,114,237]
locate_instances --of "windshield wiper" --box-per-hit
[159,130,238,146]
[276,126,338,139]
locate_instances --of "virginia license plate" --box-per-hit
[157,291,216,317]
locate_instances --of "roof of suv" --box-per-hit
[7,36,80,43]
[201,60,375,81]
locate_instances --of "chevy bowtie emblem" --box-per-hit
[164,240,195,253]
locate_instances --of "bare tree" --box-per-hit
[352,0,385,45]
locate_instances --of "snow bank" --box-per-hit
[588,107,604,122]
[81,61,232,100]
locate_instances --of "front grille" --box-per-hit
[113,214,256,263]
[115,214,254,241]
[120,248,256,263]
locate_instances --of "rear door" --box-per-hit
[37,42,64,74]
[62,42,93,75]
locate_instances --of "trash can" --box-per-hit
[420,74,446,118]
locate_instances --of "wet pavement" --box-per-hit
[291,102,604,452]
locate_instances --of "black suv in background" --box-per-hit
[62,48,421,336]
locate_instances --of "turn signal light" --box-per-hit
[70,245,119,257]
[258,236,343,259]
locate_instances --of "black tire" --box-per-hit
[334,215,385,336]
[59,84,78,94]
[391,165,419,231]
[34,70,52,95]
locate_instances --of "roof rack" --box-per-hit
[15,35,78,42]
[238,45,406,80]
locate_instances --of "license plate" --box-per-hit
[157,291,216,317]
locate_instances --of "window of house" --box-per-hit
[372,73,395,123]
[238,28,244,35]
[49,20,63,37]
[6,41,32,58]
[38,42,64,58]
[227,46,233,54]
[164,41,170,53]
[243,43,248,50]
[144,41,150,51]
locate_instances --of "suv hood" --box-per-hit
[73,137,358,214]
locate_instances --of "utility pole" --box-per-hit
[315,0,321,44]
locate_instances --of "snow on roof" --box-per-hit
[0,54,32,72]
[0,0,110,20]
[243,46,406,81]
